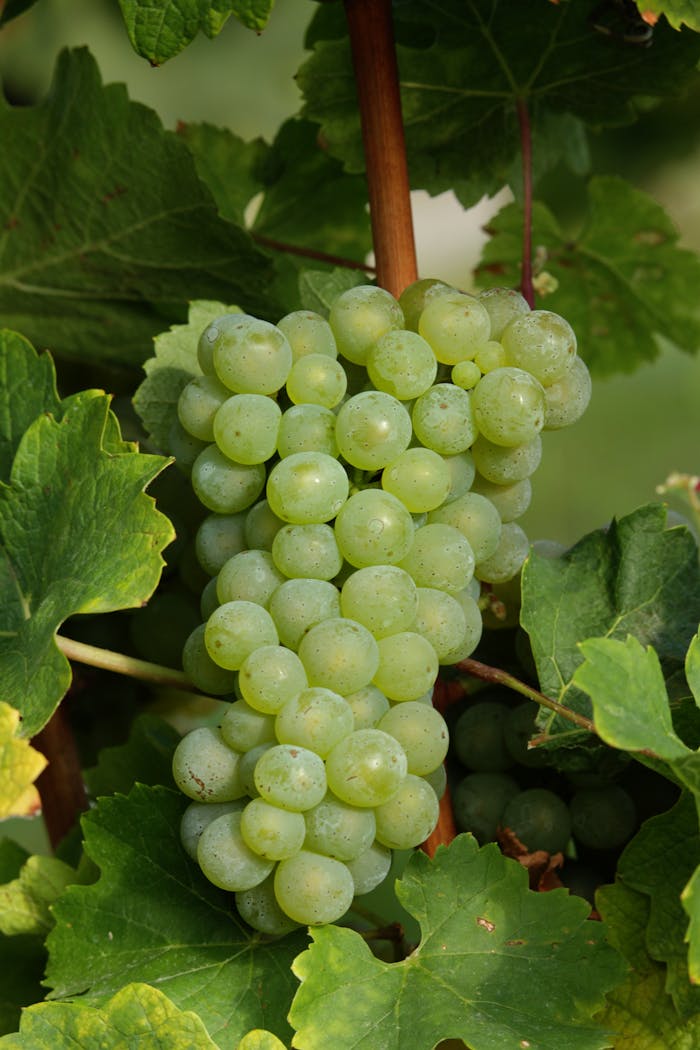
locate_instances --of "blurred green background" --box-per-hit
[1,0,699,550]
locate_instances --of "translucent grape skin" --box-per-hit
[377,701,449,775]
[374,773,440,849]
[274,850,355,925]
[197,811,274,891]
[325,729,408,807]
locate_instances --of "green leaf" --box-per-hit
[299,0,700,206]
[682,864,700,986]
[642,2,700,32]
[0,331,60,482]
[84,713,181,799]
[686,629,700,709]
[476,177,700,375]
[0,48,276,370]
[133,299,239,451]
[0,703,46,819]
[520,503,700,746]
[298,269,366,317]
[45,785,305,1049]
[118,0,275,63]
[0,855,75,937]
[0,981,219,1049]
[616,793,700,1018]
[595,880,700,1048]
[0,0,40,27]
[289,835,625,1050]
[237,1032,287,1050]
[0,388,173,737]
[574,636,689,761]
[178,123,267,228]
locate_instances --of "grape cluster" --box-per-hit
[170,280,591,930]
[450,693,638,858]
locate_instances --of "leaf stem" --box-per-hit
[55,633,196,692]
[251,232,375,273]
[516,96,535,308]
[456,657,597,735]
[343,0,418,297]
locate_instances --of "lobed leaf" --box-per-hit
[475,177,700,375]
[0,380,173,737]
[118,0,276,64]
[641,2,700,32]
[0,48,276,369]
[596,881,700,1048]
[299,0,700,207]
[45,785,305,1048]
[85,713,181,799]
[133,299,238,450]
[573,635,689,761]
[0,981,219,1049]
[289,834,625,1050]
[0,703,46,819]
[520,503,700,746]
[615,793,700,1018]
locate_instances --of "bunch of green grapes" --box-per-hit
[450,696,637,858]
[171,280,591,930]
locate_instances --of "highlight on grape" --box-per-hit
[172,280,591,928]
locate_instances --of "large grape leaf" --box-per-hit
[117,0,275,64]
[475,178,700,375]
[0,374,173,737]
[298,0,700,206]
[520,503,700,748]
[84,713,181,799]
[45,785,306,1049]
[0,47,276,369]
[595,880,700,1049]
[0,704,46,819]
[289,835,625,1050]
[0,982,219,1049]
[133,299,236,451]
[642,2,700,31]
[614,793,700,1018]
[0,332,60,481]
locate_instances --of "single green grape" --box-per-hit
[472,367,545,448]
[366,328,437,400]
[303,794,377,861]
[277,310,337,360]
[329,284,404,365]
[213,393,281,465]
[297,617,380,696]
[569,785,636,850]
[271,523,343,581]
[340,564,418,639]
[195,512,248,577]
[418,291,491,364]
[477,287,530,340]
[285,353,347,408]
[372,632,439,702]
[411,383,477,455]
[172,726,245,803]
[277,403,339,459]
[275,686,354,758]
[266,451,349,524]
[378,701,449,776]
[237,644,308,714]
[374,773,439,849]
[267,577,341,650]
[220,699,276,752]
[501,309,577,386]
[381,447,452,513]
[398,522,475,594]
[197,811,274,891]
[452,701,513,772]
[239,797,306,860]
[216,549,285,607]
[205,600,278,670]
[274,850,354,925]
[428,491,502,564]
[334,489,415,568]
[335,390,412,471]
[345,841,393,895]
[471,433,542,485]
[253,744,327,812]
[325,729,408,807]
[235,872,301,935]
[191,445,266,515]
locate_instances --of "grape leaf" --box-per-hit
[0,331,59,482]
[133,299,238,451]
[520,503,700,747]
[595,881,700,1049]
[298,0,700,206]
[0,390,173,737]
[289,834,625,1050]
[641,2,700,32]
[117,0,275,64]
[85,713,181,799]
[0,981,219,1049]
[0,855,75,937]
[0,47,276,369]
[0,932,46,1038]
[298,269,366,317]
[177,123,268,228]
[0,704,46,819]
[573,636,689,761]
[686,630,700,710]
[682,865,700,987]
[475,177,700,375]
[237,1033,287,1050]
[615,793,700,1018]
[45,785,305,1049]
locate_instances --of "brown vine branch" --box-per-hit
[457,656,597,734]
[251,233,375,273]
[344,0,418,297]
[516,96,535,308]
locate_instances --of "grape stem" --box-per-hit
[516,97,535,308]
[55,633,198,693]
[251,233,375,273]
[456,657,596,734]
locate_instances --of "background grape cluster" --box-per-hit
[170,279,592,929]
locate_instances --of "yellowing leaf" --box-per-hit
[0,703,46,819]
